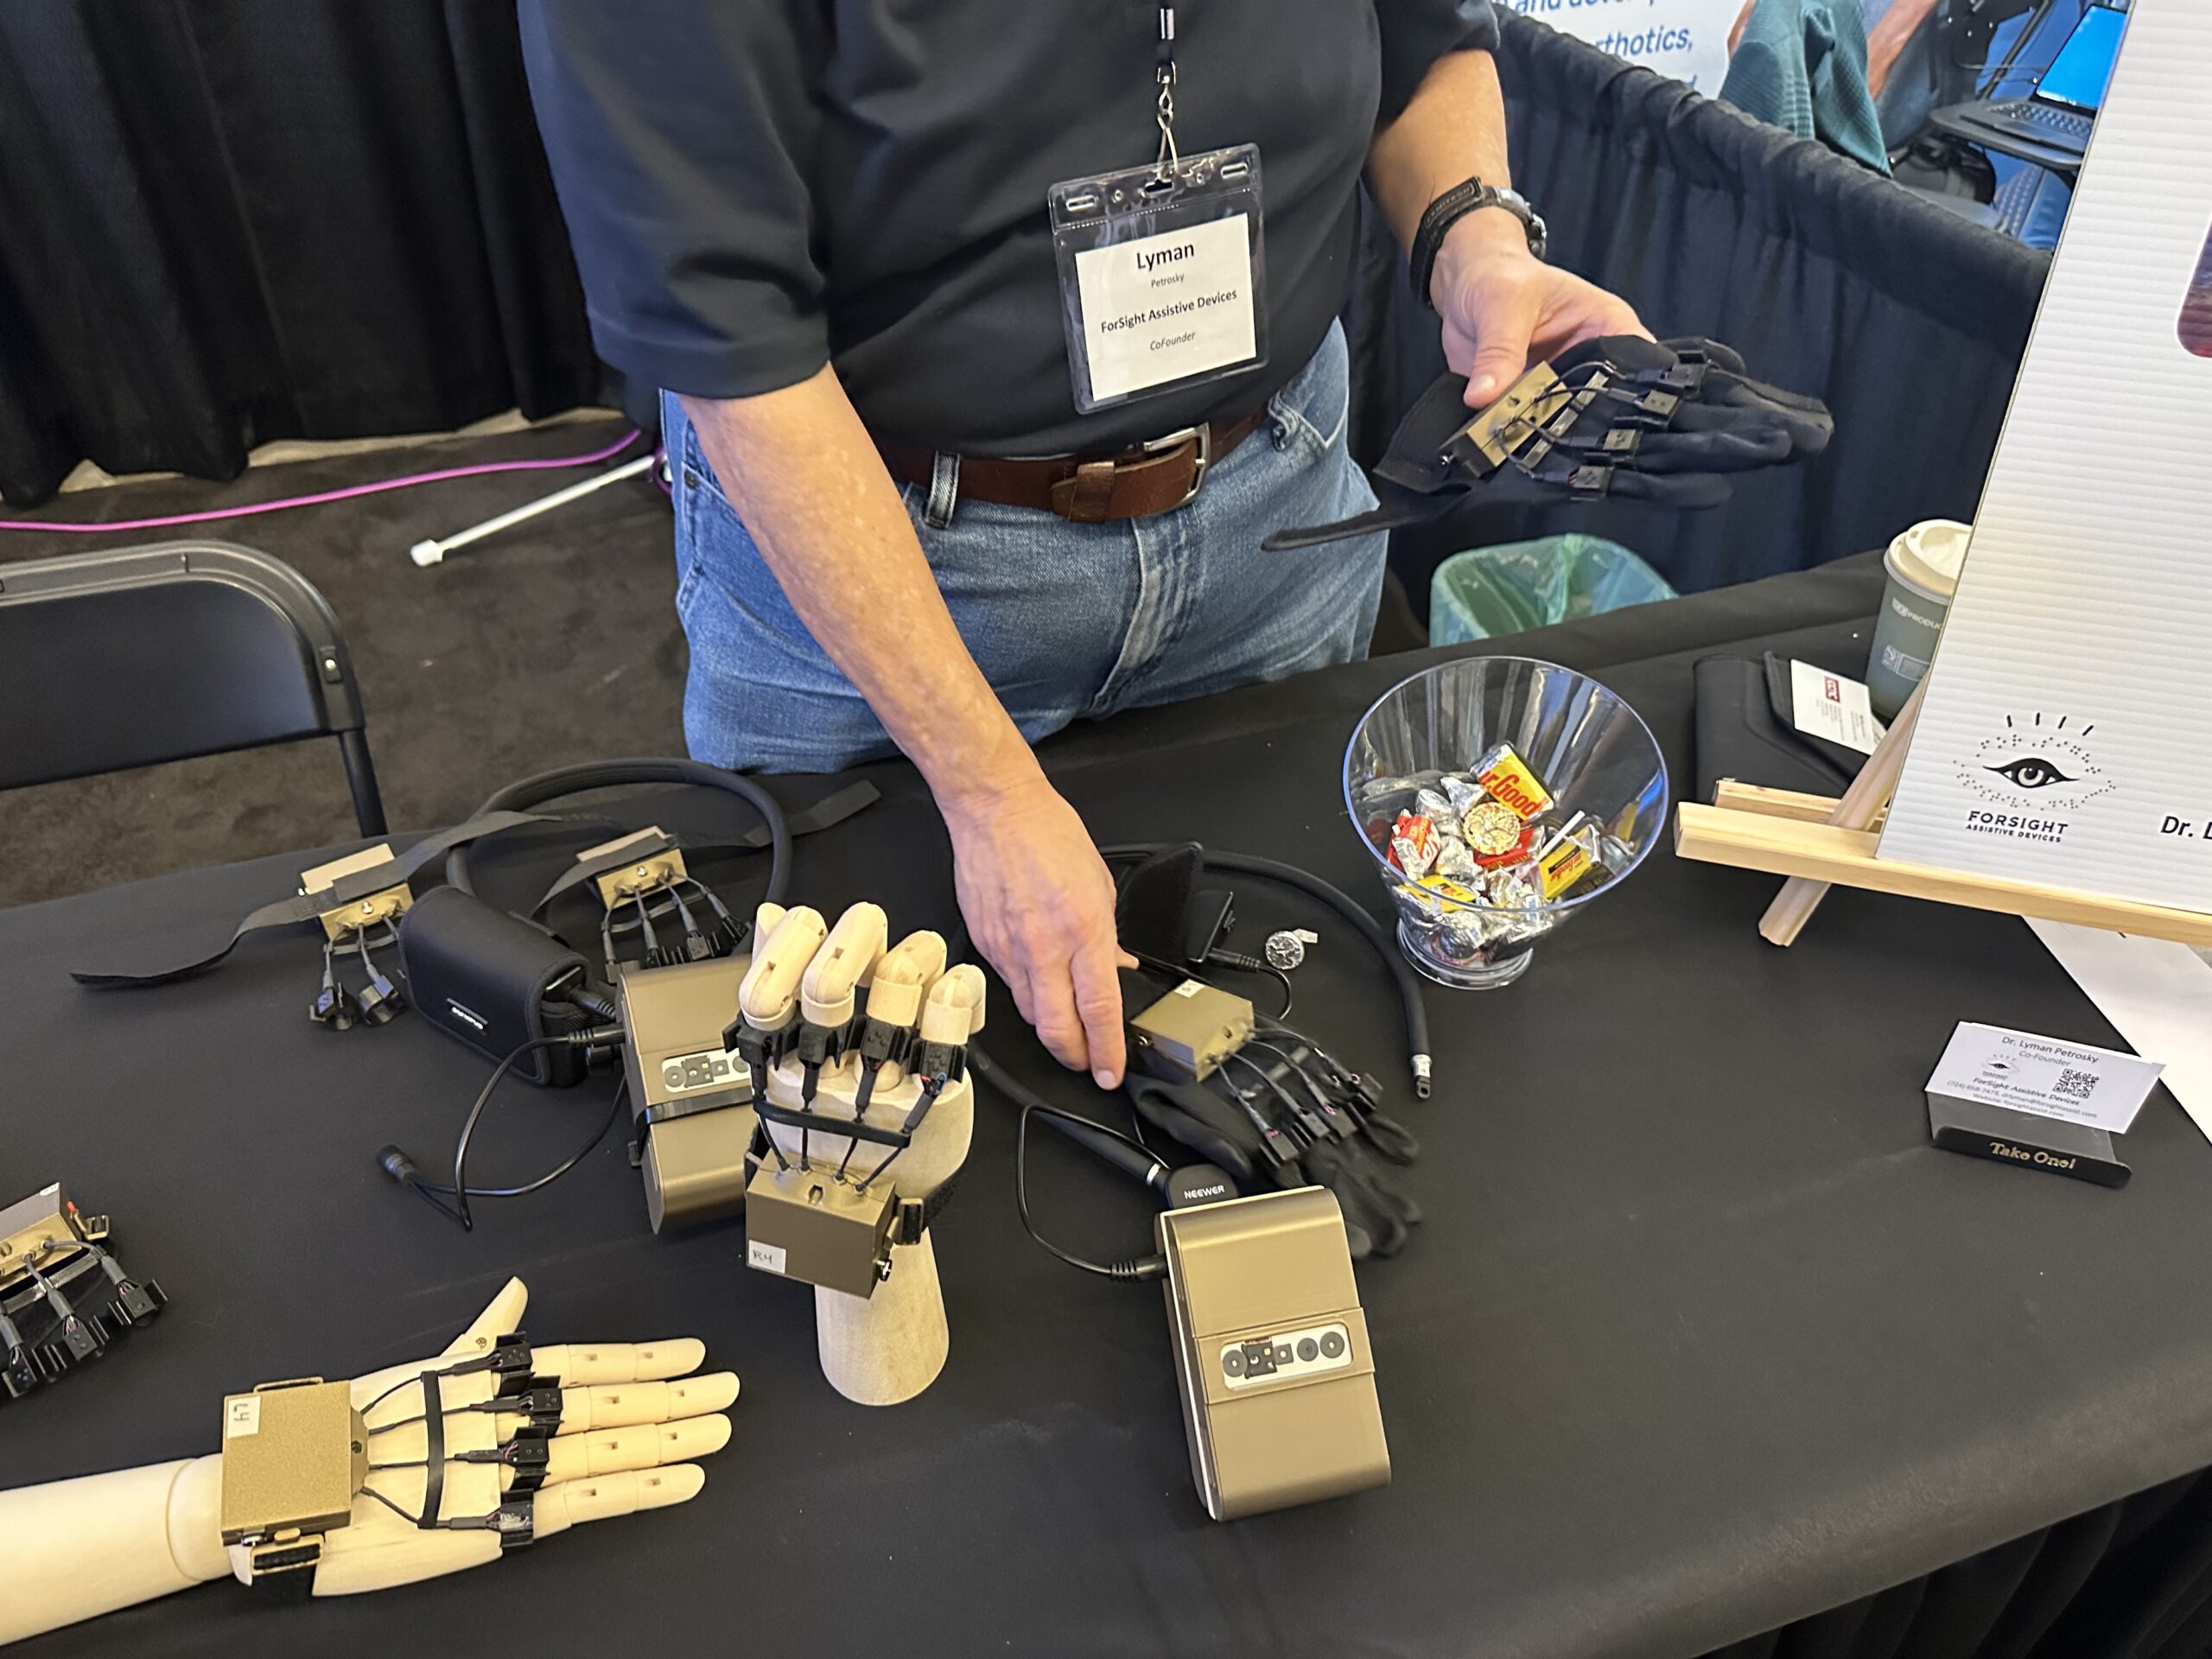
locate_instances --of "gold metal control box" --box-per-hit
[1156,1186,1389,1521]
[744,1164,896,1298]
[219,1377,366,1546]
[1129,982,1255,1080]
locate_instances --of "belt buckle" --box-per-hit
[1142,424,1212,510]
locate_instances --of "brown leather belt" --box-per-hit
[878,408,1269,524]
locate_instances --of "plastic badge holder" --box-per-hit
[1049,144,1268,415]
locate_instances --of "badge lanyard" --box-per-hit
[1048,4,1269,415]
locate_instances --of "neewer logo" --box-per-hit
[1955,710,2113,844]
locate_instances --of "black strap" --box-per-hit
[524,781,880,920]
[246,1537,323,1599]
[898,1165,963,1246]
[418,1368,447,1528]
[72,810,556,988]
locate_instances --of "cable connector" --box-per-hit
[794,1016,857,1104]
[722,1017,795,1106]
[29,1268,101,1364]
[850,1017,913,1112]
[89,1246,163,1325]
[0,1310,41,1397]
[912,1039,967,1100]
[354,969,403,1027]
[1411,1053,1433,1100]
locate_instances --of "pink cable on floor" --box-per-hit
[0,427,645,535]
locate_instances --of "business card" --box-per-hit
[1789,659,1886,756]
[1926,1021,2164,1134]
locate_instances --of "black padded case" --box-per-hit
[397,887,592,1086]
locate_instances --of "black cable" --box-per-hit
[1238,1040,1340,1120]
[448,1038,571,1231]
[381,1030,624,1231]
[443,757,792,910]
[360,1370,427,1421]
[358,1483,426,1526]
[969,1047,1165,1281]
[1203,951,1294,1019]
[1102,844,1432,1096]
[1015,1103,1165,1281]
[418,1077,628,1202]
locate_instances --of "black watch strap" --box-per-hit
[1410,178,1546,309]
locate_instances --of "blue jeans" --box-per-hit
[664,321,1386,772]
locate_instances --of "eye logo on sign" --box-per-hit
[1954,712,2116,846]
[1987,756,2076,791]
[1959,712,2113,807]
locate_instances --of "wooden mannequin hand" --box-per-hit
[759,906,987,1202]
[297,1277,735,1595]
[0,1278,734,1643]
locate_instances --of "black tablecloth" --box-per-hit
[9,555,2212,1659]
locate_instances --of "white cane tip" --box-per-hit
[409,539,444,568]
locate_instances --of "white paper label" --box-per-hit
[226,1396,262,1439]
[1073,214,1256,402]
[1926,1020,2164,1132]
[1789,659,1886,756]
[747,1240,786,1275]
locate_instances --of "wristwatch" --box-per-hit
[1411,180,1549,310]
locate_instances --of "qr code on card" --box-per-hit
[2054,1068,2098,1103]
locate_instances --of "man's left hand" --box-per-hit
[1431,210,1648,410]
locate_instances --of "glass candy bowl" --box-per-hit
[1343,657,1669,988]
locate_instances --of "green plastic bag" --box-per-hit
[1428,535,1676,645]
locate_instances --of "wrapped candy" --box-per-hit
[1460,799,1531,867]
[1411,873,1480,912]
[1389,811,1440,880]
[1473,743,1554,823]
[1431,833,1479,884]
[1414,786,1456,824]
[1440,775,1487,820]
[1531,811,1602,900]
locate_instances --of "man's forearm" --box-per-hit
[679,371,1039,805]
[1366,49,1513,255]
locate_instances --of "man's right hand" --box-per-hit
[680,374,1135,1088]
[942,776,1132,1089]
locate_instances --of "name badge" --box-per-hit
[1050,145,1268,414]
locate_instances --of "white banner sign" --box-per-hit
[1878,0,2212,916]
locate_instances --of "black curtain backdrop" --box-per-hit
[0,1,606,506]
[1347,13,2054,605]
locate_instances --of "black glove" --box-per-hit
[1298,1137,1422,1261]
[1262,335,1834,550]
[1126,1074,1265,1186]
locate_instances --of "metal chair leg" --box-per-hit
[339,729,388,838]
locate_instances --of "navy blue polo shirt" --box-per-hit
[521,1,1498,454]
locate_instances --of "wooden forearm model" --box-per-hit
[0,1279,735,1648]
[730,901,986,1406]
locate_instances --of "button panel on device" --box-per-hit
[1218,1322,1352,1389]
[658,1050,737,1095]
